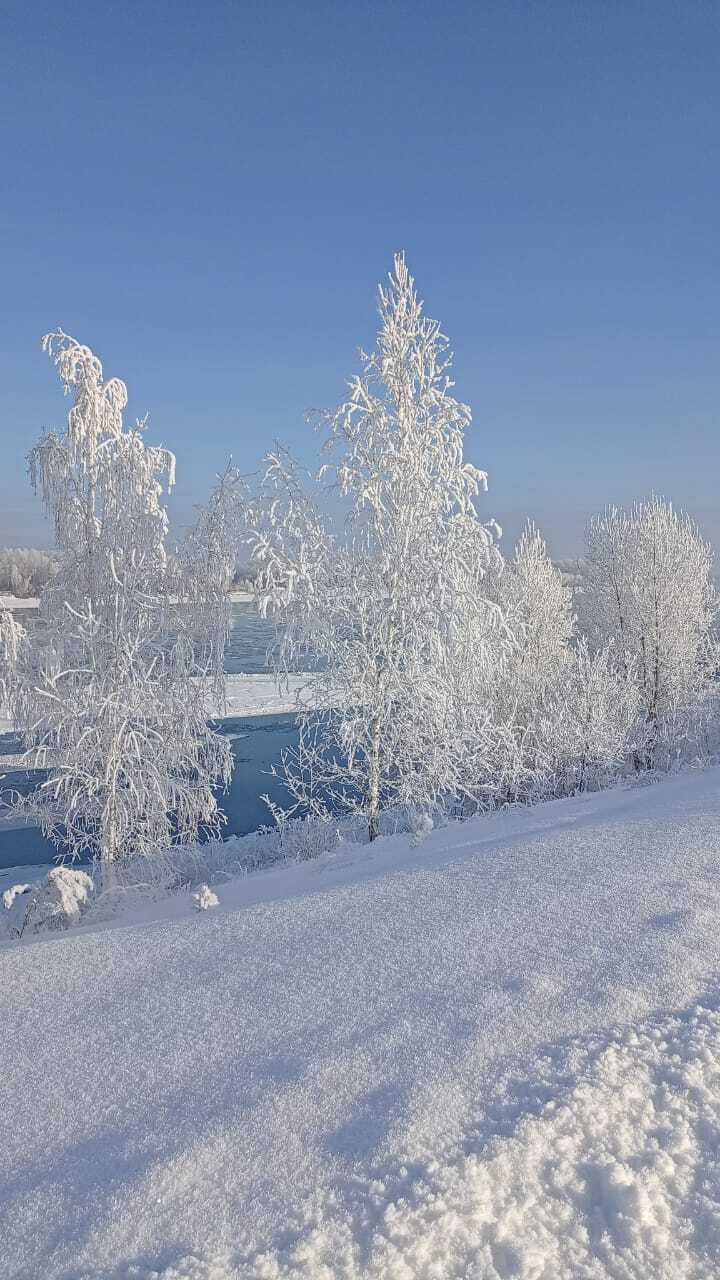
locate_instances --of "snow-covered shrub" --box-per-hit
[4,866,94,937]
[261,808,352,862]
[409,812,434,847]
[2,882,31,911]
[192,883,219,911]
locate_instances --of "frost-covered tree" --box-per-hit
[490,525,574,706]
[176,462,248,714]
[252,256,509,838]
[547,639,640,794]
[2,332,232,864]
[0,609,24,709]
[484,528,641,801]
[483,527,573,801]
[584,497,717,767]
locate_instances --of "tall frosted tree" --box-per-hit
[253,255,509,838]
[2,332,232,863]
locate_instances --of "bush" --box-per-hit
[2,867,94,937]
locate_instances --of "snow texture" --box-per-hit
[3,768,720,1276]
[221,672,312,718]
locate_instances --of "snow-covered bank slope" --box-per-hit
[4,771,720,1278]
[221,671,311,717]
[1,672,311,734]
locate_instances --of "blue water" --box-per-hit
[224,603,282,674]
[11,602,283,676]
[0,714,302,870]
[0,604,303,871]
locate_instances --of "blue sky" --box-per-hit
[0,1,717,554]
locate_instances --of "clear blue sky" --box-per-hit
[1,0,717,555]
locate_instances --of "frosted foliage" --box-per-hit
[252,256,509,837]
[486,530,638,801]
[585,498,718,765]
[499,526,575,674]
[550,639,641,792]
[5,332,232,862]
[178,465,250,711]
[488,525,574,717]
[6,866,94,936]
[2,883,30,910]
[0,609,25,706]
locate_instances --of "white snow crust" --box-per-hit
[3,768,720,1277]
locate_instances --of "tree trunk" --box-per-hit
[367,714,381,842]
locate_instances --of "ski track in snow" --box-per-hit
[3,770,720,1277]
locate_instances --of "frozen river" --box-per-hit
[0,603,308,874]
[0,712,302,874]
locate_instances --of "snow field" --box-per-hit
[3,768,720,1277]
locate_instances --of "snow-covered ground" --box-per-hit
[0,672,310,736]
[0,589,254,611]
[221,672,311,717]
[0,593,40,610]
[3,768,720,1277]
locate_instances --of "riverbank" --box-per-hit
[0,588,255,611]
[0,672,312,737]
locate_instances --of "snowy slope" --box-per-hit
[3,770,720,1278]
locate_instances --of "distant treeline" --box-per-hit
[0,547,58,597]
[0,546,257,599]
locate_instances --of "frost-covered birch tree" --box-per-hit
[490,525,574,707]
[176,462,248,716]
[0,609,24,710]
[252,255,509,838]
[484,527,575,801]
[3,332,232,863]
[584,497,717,768]
[484,527,639,800]
[555,638,640,793]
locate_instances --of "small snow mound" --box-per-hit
[192,884,219,912]
[410,812,435,845]
[2,883,30,910]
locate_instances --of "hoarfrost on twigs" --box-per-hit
[2,332,234,863]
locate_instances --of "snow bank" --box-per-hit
[3,768,720,1277]
[0,591,252,611]
[221,671,312,717]
[0,671,311,736]
[0,593,40,610]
